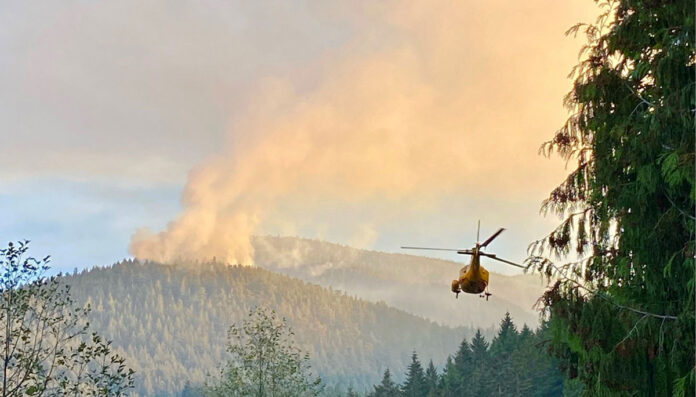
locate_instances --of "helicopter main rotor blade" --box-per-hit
[401,247,474,255]
[480,253,525,269]
[401,247,464,252]
[480,228,505,248]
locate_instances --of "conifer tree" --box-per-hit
[453,339,472,373]
[401,352,427,397]
[441,339,473,396]
[510,324,538,396]
[530,0,694,394]
[369,369,400,397]
[489,313,521,396]
[490,312,518,356]
[424,360,438,396]
[438,356,460,396]
[518,324,533,342]
[468,330,490,396]
[469,330,489,363]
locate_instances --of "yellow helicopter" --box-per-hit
[402,221,524,300]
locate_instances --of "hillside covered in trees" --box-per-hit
[62,260,480,396]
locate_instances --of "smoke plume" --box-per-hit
[130,0,597,265]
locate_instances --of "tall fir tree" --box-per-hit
[401,352,427,397]
[490,312,519,356]
[489,313,521,396]
[518,324,533,343]
[453,339,472,373]
[370,369,400,397]
[438,356,460,396]
[468,330,491,396]
[530,0,694,395]
[445,338,473,396]
[424,360,438,396]
[469,329,489,363]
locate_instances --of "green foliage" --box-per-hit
[206,307,321,397]
[369,369,400,397]
[489,312,520,395]
[64,260,472,395]
[424,361,437,396]
[400,353,426,397]
[490,312,518,356]
[0,241,133,396]
[371,314,564,396]
[530,0,695,395]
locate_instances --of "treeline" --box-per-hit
[364,313,566,397]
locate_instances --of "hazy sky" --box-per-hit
[1,0,599,273]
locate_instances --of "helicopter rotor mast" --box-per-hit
[476,220,480,246]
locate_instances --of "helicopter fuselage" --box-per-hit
[451,248,489,295]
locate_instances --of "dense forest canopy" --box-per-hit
[63,260,478,396]
[365,313,565,397]
[529,0,695,395]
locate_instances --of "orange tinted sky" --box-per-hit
[1,0,600,273]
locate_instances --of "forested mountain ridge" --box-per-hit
[252,236,546,328]
[63,260,476,396]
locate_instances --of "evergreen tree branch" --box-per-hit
[532,257,679,321]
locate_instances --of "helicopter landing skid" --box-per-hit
[479,289,492,301]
